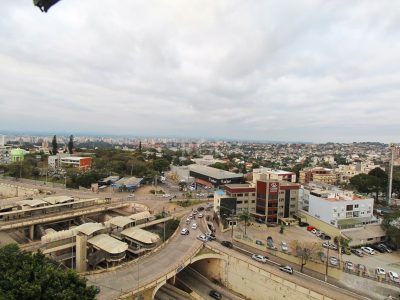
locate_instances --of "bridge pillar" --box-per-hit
[29,224,34,240]
[76,233,87,272]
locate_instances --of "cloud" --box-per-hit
[0,0,399,142]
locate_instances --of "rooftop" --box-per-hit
[74,222,105,236]
[121,227,160,244]
[17,199,48,207]
[43,195,74,205]
[129,210,151,221]
[88,234,128,254]
[107,216,135,228]
[189,165,243,180]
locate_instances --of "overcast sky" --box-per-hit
[1,1,399,143]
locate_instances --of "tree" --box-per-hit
[382,210,400,248]
[153,158,170,173]
[0,244,99,300]
[209,162,229,171]
[290,240,321,273]
[68,135,74,154]
[138,141,142,153]
[51,135,58,155]
[239,210,251,236]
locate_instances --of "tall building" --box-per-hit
[254,180,300,224]
[299,167,336,185]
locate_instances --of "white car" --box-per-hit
[180,228,189,235]
[311,229,317,234]
[281,241,288,252]
[197,234,208,242]
[162,194,171,198]
[251,254,268,263]
[279,265,293,274]
[375,267,385,276]
[361,246,375,255]
[345,261,354,271]
[198,213,203,218]
[191,223,198,230]
[389,271,400,283]
[329,256,338,266]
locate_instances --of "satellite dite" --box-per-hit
[33,0,61,13]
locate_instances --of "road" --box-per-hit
[177,267,245,300]
[154,284,189,300]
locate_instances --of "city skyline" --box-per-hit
[1,1,400,143]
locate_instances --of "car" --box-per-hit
[315,230,322,237]
[320,233,331,240]
[311,229,317,234]
[375,267,385,276]
[329,256,339,266]
[209,290,222,299]
[307,226,315,231]
[162,194,171,198]
[378,243,392,253]
[322,242,330,248]
[372,244,387,253]
[186,219,190,224]
[281,241,288,252]
[299,222,309,227]
[206,233,216,240]
[351,248,364,257]
[252,254,268,263]
[198,213,203,218]
[197,206,205,211]
[345,261,354,271]
[197,234,208,242]
[221,241,233,248]
[357,264,366,272]
[256,240,264,246]
[192,210,197,215]
[188,215,193,220]
[180,228,189,235]
[328,243,338,250]
[388,271,400,283]
[191,223,198,230]
[361,246,375,255]
[128,194,135,199]
[279,265,293,274]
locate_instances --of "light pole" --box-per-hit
[324,246,330,282]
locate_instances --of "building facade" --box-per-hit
[300,184,376,229]
[252,168,296,183]
[254,180,299,224]
[60,157,92,170]
[223,184,256,214]
[189,165,243,188]
[299,167,336,185]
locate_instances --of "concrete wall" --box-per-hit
[193,249,334,300]
[0,183,39,198]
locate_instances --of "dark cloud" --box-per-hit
[0,0,399,142]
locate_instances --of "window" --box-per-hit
[237,201,243,204]
[245,193,248,196]
[346,205,353,211]
[355,204,359,208]
[244,200,248,204]
[252,193,255,196]
[251,200,255,203]
[290,204,296,208]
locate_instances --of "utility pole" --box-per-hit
[324,246,330,282]
[388,143,395,206]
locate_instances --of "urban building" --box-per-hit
[10,148,27,162]
[112,177,143,192]
[252,168,296,183]
[60,156,92,170]
[221,184,256,213]
[300,183,377,229]
[254,180,300,224]
[299,167,336,185]
[189,165,243,188]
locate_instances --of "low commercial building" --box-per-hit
[121,227,160,255]
[189,165,243,188]
[300,184,377,229]
[112,177,143,192]
[98,176,120,187]
[299,167,336,185]
[60,156,92,171]
[223,184,256,214]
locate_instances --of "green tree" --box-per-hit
[51,135,58,155]
[68,135,74,154]
[290,241,320,273]
[153,158,170,173]
[239,210,251,235]
[382,210,400,248]
[209,162,229,171]
[0,244,98,300]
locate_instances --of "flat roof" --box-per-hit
[17,199,48,207]
[224,183,252,189]
[43,196,74,205]
[60,156,89,161]
[121,227,160,244]
[113,177,142,187]
[107,216,135,228]
[74,223,105,236]
[189,165,243,180]
[99,176,120,182]
[342,224,386,240]
[88,234,128,254]
[129,211,151,221]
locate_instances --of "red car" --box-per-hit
[307,226,315,231]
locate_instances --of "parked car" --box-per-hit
[311,229,317,234]
[375,267,386,276]
[328,243,338,250]
[307,226,315,232]
[279,265,293,274]
[299,222,309,227]
[315,230,322,237]
[256,240,264,246]
[361,246,375,255]
[209,290,222,300]
[198,213,203,218]
[377,243,392,253]
[206,233,216,241]
[372,244,387,253]
[197,234,208,242]
[191,223,198,230]
[320,233,331,240]
[186,218,190,224]
[197,206,205,211]
[221,241,233,248]
[180,228,189,235]
[388,271,400,283]
[281,241,288,252]
[345,261,354,271]
[329,256,339,266]
[252,254,268,263]
[351,248,364,257]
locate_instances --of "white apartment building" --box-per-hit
[301,184,376,229]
